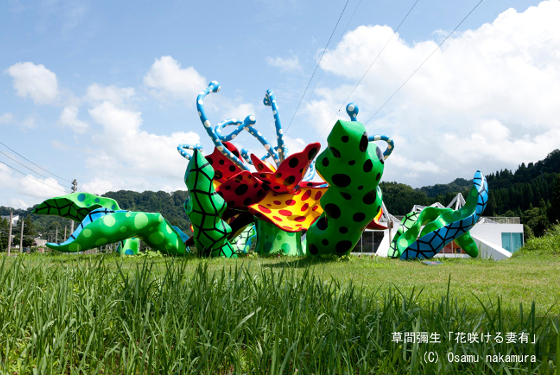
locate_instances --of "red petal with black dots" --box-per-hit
[205,142,244,184]
[251,142,321,193]
[216,170,266,210]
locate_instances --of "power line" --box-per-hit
[291,0,364,132]
[364,0,485,125]
[0,141,72,183]
[284,0,350,135]
[0,160,70,194]
[315,0,421,140]
[0,150,53,181]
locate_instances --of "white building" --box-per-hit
[0,214,20,226]
[353,194,523,260]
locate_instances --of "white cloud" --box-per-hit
[143,56,206,102]
[282,135,308,154]
[0,113,14,124]
[266,55,302,72]
[85,83,135,105]
[84,101,201,193]
[80,177,115,195]
[0,163,68,201]
[21,115,37,129]
[6,62,59,104]
[302,0,560,186]
[7,198,29,209]
[59,105,88,133]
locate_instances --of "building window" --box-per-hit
[501,232,523,253]
[354,231,385,253]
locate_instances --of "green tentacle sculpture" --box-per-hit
[45,209,187,255]
[306,119,385,256]
[184,149,235,258]
[33,192,120,221]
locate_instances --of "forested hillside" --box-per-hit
[381,149,560,237]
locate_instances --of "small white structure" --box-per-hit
[0,214,19,226]
[354,194,523,260]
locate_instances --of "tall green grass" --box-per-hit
[0,256,557,374]
[515,223,560,257]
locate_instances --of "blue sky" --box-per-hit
[1,0,557,209]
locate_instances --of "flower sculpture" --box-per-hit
[178,82,395,257]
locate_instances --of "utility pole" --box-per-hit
[70,179,78,234]
[19,218,24,254]
[55,227,58,243]
[7,211,13,256]
[64,226,67,240]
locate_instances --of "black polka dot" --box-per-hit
[336,240,353,253]
[207,157,214,165]
[273,186,280,190]
[348,160,355,166]
[363,189,376,205]
[289,158,299,168]
[306,182,313,187]
[228,200,235,207]
[215,171,222,179]
[257,190,264,197]
[322,239,329,246]
[299,168,303,173]
[217,191,224,198]
[225,185,231,190]
[275,173,282,179]
[243,197,252,206]
[353,212,366,222]
[359,132,369,152]
[309,244,319,255]
[235,184,249,195]
[257,163,264,171]
[332,174,351,187]
[341,135,349,143]
[322,158,329,167]
[340,192,352,200]
[376,173,381,181]
[229,165,236,172]
[325,203,341,219]
[316,216,328,230]
[308,148,318,160]
[339,226,348,234]
[376,146,385,164]
[358,185,363,190]
[363,159,373,173]
[253,183,259,188]
[235,175,243,183]
[283,175,296,186]
[330,147,341,158]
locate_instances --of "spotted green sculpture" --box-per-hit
[33,192,120,222]
[306,119,385,256]
[184,149,235,258]
[117,237,140,255]
[254,220,304,256]
[45,208,187,255]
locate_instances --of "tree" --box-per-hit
[549,174,560,225]
[0,217,9,251]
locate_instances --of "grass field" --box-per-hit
[0,229,559,374]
